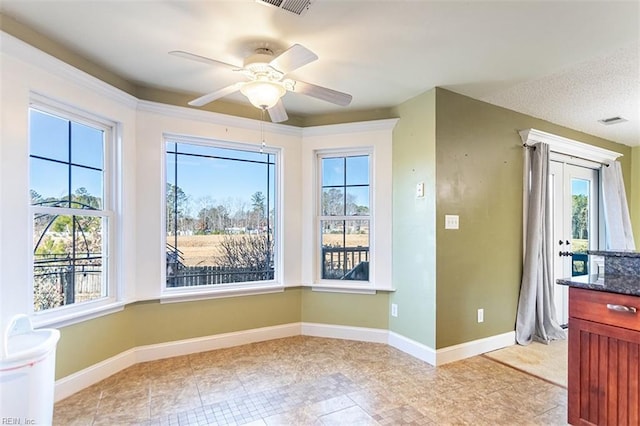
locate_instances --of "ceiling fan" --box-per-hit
[169,44,352,123]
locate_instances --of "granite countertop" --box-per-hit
[557,274,640,297]
[588,250,640,258]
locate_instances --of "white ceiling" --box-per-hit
[1,0,639,146]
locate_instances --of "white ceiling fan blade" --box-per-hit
[292,80,352,106]
[169,50,240,70]
[267,99,289,123]
[188,83,244,107]
[269,44,318,74]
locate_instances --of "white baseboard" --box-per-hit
[55,347,137,402]
[387,331,437,365]
[54,323,300,402]
[301,322,388,343]
[55,322,514,402]
[435,331,515,365]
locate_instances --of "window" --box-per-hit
[29,106,115,314]
[318,153,371,281]
[165,139,278,290]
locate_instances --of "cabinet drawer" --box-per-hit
[569,287,640,331]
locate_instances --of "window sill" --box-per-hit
[161,283,285,304]
[31,300,126,329]
[310,282,395,294]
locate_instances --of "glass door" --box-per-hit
[551,161,599,326]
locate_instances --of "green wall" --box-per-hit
[389,89,437,348]
[433,88,632,348]
[300,288,389,329]
[56,308,135,379]
[56,289,302,379]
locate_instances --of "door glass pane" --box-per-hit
[571,178,589,276]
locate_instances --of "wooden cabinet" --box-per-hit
[568,287,640,425]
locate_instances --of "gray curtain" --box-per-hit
[516,143,566,345]
[602,161,636,250]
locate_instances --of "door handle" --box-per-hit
[559,240,564,245]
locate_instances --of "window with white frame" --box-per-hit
[318,152,371,281]
[164,138,278,290]
[29,106,115,314]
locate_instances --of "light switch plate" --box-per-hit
[416,182,424,198]
[445,215,459,229]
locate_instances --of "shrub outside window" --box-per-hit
[165,139,277,290]
[29,106,114,313]
[319,153,371,281]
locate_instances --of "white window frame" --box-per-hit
[28,97,122,327]
[315,148,374,290]
[160,134,284,303]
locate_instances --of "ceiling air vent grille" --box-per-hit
[598,116,628,126]
[257,0,313,15]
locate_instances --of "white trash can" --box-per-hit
[0,315,60,425]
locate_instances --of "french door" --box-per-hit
[550,161,599,326]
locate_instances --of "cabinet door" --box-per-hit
[568,318,640,425]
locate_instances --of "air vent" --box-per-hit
[598,116,628,125]
[257,0,313,15]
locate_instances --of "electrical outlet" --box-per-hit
[391,303,398,317]
[477,308,484,323]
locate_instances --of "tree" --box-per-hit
[572,194,588,239]
[250,191,266,230]
[166,183,190,235]
[322,188,343,216]
[251,192,266,217]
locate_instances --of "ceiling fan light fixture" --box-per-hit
[241,80,286,109]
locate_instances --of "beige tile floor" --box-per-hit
[54,336,568,425]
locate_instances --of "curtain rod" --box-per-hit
[522,143,609,167]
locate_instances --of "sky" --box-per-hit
[572,178,590,198]
[31,109,369,217]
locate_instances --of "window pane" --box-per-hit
[320,219,369,281]
[166,142,276,287]
[322,187,344,216]
[346,155,369,185]
[29,109,69,162]
[322,157,344,187]
[33,213,105,311]
[71,167,103,209]
[30,157,69,205]
[571,178,590,277]
[346,186,369,215]
[71,122,104,169]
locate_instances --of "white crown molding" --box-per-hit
[303,118,399,137]
[519,128,623,164]
[137,100,303,137]
[1,31,138,109]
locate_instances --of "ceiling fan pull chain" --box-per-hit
[260,108,266,153]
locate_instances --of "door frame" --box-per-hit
[520,128,622,254]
